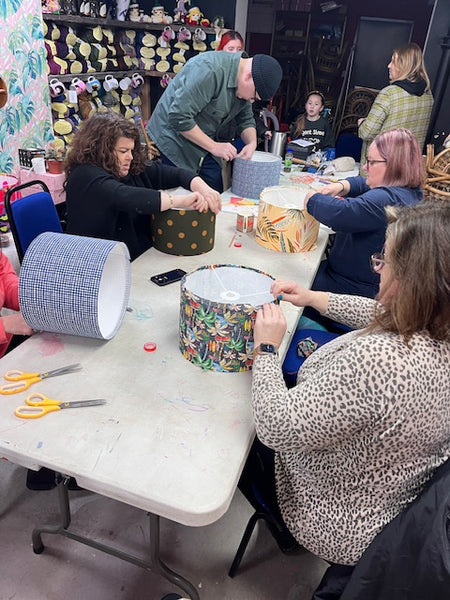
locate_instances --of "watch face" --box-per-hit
[260,343,277,354]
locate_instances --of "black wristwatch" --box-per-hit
[253,343,278,357]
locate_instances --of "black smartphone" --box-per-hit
[150,268,187,286]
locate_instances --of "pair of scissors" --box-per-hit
[15,393,107,419]
[0,363,82,395]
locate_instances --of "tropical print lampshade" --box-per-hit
[179,264,275,372]
[256,185,319,252]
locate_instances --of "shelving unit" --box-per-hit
[42,13,214,126]
[42,13,215,35]
[270,10,311,122]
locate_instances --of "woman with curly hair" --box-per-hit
[65,112,221,260]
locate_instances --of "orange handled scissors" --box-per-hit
[1,363,82,395]
[15,393,107,419]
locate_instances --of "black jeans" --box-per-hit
[238,437,299,552]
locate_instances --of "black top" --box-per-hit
[289,115,335,152]
[66,162,196,260]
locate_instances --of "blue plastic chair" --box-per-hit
[5,180,63,262]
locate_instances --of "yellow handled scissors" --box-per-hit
[1,363,82,395]
[15,393,107,419]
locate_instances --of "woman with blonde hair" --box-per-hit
[358,43,433,167]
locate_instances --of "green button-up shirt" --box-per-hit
[147,51,256,172]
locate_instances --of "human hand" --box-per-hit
[1,313,34,336]
[236,141,257,160]
[253,303,286,349]
[311,182,345,197]
[264,131,272,140]
[212,141,237,162]
[190,177,222,214]
[271,280,312,307]
[271,279,329,313]
[175,192,208,213]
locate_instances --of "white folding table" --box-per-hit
[0,210,328,599]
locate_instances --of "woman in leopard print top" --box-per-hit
[249,200,450,567]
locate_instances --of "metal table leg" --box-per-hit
[31,474,200,600]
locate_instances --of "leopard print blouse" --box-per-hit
[251,294,450,565]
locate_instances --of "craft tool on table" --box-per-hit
[229,196,258,206]
[0,363,82,395]
[15,393,106,419]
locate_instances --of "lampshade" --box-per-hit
[19,232,131,339]
[179,264,275,372]
[231,151,281,199]
[151,208,215,256]
[255,185,319,252]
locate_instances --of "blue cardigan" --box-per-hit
[307,176,422,297]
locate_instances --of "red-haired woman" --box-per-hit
[304,128,424,301]
[216,30,244,53]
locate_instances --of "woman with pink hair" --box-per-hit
[303,128,424,304]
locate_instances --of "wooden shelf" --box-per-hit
[42,13,215,34]
[49,70,174,83]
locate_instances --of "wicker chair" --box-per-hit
[339,87,377,134]
[424,145,450,200]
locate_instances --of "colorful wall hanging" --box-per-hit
[255,185,320,253]
[0,0,53,175]
[179,264,275,372]
[151,208,216,256]
[19,232,131,340]
[231,150,281,199]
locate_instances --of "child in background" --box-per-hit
[290,90,334,152]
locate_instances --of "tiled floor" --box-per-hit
[0,460,327,600]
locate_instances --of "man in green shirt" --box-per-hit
[147,51,282,192]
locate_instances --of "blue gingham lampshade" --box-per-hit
[19,232,131,340]
[231,151,281,199]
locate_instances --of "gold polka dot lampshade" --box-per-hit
[151,208,216,256]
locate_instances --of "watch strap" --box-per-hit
[253,343,278,357]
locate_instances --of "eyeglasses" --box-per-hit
[370,251,388,273]
[366,158,387,168]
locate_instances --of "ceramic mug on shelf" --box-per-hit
[119,76,132,90]
[85,76,101,93]
[70,77,86,95]
[131,72,144,88]
[103,74,119,92]
[49,78,66,98]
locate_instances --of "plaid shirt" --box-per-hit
[358,84,434,167]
